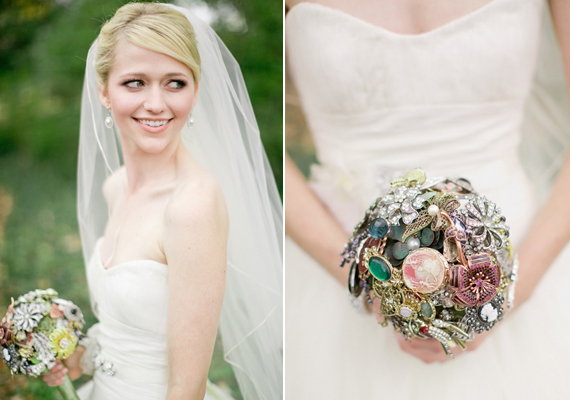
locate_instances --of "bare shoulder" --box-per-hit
[287,0,321,10]
[102,166,127,207]
[286,0,302,9]
[286,0,338,10]
[164,168,229,237]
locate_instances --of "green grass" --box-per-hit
[0,153,241,399]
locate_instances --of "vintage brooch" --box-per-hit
[342,168,517,358]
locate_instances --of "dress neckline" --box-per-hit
[95,238,168,272]
[286,1,502,39]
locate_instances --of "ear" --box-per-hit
[98,85,111,109]
[192,81,199,109]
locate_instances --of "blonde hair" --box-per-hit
[94,3,201,90]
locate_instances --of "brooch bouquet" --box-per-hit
[341,169,518,357]
[1,288,86,399]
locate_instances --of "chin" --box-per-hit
[135,136,174,155]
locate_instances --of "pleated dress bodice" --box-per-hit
[80,238,169,399]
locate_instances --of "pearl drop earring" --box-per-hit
[105,108,114,129]
[187,110,194,128]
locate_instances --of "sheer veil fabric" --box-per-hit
[521,7,570,197]
[77,4,282,399]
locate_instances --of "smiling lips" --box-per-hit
[133,117,173,133]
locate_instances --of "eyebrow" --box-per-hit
[118,72,190,79]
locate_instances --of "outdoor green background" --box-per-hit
[0,0,282,398]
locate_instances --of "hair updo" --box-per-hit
[94,3,201,91]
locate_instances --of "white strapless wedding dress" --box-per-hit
[285,0,570,398]
[76,238,232,400]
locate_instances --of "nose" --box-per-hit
[143,84,166,114]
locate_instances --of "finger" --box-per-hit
[395,334,453,363]
[49,361,65,373]
[45,377,67,387]
[44,365,68,378]
[372,297,385,323]
[42,365,68,385]
[407,338,443,353]
[42,372,64,385]
[42,369,63,381]
[56,375,67,386]
[397,340,441,363]
[393,333,441,354]
[44,373,68,387]
[396,331,459,357]
[43,375,62,387]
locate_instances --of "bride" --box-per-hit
[41,3,282,399]
[285,0,570,398]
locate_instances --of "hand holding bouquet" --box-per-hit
[341,169,518,358]
[1,288,86,399]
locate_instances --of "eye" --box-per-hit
[167,80,187,89]
[123,80,144,88]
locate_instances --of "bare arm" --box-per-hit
[164,179,228,400]
[515,155,570,308]
[285,154,350,285]
[513,0,570,309]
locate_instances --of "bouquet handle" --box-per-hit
[57,374,80,400]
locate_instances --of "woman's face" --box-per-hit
[99,39,198,155]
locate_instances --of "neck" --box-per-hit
[121,134,185,193]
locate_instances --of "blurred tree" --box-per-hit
[0,0,62,72]
[205,0,283,189]
[0,0,64,156]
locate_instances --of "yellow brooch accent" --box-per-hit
[49,328,78,359]
[391,168,426,188]
[19,347,31,358]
